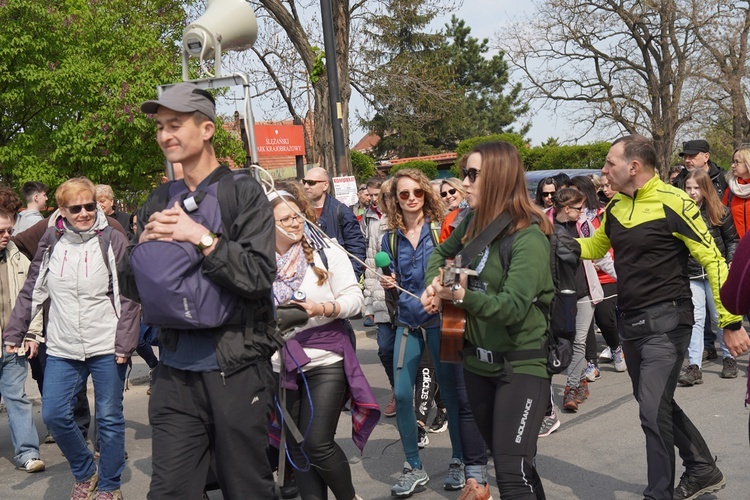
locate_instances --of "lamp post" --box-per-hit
[320,0,349,176]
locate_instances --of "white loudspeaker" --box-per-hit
[183,0,258,58]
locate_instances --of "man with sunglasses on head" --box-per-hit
[303,166,366,280]
[118,82,278,499]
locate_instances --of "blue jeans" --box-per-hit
[1,349,41,466]
[393,326,462,467]
[43,355,127,492]
[688,279,731,366]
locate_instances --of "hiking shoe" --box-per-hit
[44,433,56,444]
[417,422,429,449]
[458,480,492,500]
[538,413,560,437]
[443,458,465,491]
[678,364,703,386]
[363,315,375,327]
[280,473,299,499]
[429,408,448,433]
[576,379,590,402]
[613,346,627,372]
[598,346,613,362]
[584,361,601,382]
[94,491,123,500]
[673,467,726,500]
[721,357,738,378]
[20,458,45,473]
[562,386,578,412]
[384,390,396,418]
[70,472,98,500]
[702,346,717,361]
[391,461,429,497]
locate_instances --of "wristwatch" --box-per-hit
[196,232,216,251]
[451,283,464,305]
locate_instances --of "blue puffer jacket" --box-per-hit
[381,221,439,329]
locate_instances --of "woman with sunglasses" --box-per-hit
[4,177,139,499]
[535,177,558,209]
[379,169,464,497]
[424,142,554,499]
[440,178,466,212]
[269,190,376,500]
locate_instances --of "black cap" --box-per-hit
[679,140,710,156]
[141,83,216,122]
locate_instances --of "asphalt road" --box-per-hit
[1,320,748,499]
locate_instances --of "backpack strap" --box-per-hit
[429,221,440,246]
[216,167,252,235]
[317,247,329,270]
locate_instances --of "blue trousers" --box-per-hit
[393,326,462,467]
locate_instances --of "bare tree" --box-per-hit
[501,0,708,171]
[686,0,750,147]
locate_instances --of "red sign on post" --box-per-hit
[255,124,306,156]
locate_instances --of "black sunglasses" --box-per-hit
[542,192,555,198]
[461,168,480,183]
[441,188,457,198]
[302,179,326,186]
[65,202,98,214]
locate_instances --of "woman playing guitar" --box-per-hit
[423,141,555,500]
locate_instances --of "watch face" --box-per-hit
[200,233,214,247]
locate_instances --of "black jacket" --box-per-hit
[118,166,277,377]
[687,204,739,278]
[672,160,729,200]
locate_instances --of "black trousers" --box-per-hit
[622,326,715,500]
[464,370,549,500]
[282,362,355,500]
[147,362,277,500]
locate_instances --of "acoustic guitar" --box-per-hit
[438,256,477,363]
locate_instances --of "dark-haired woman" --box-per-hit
[425,142,554,499]
[534,177,558,209]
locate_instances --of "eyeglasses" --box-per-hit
[65,202,98,214]
[440,188,457,198]
[398,189,425,201]
[276,215,303,228]
[567,205,584,211]
[732,160,746,165]
[542,192,555,198]
[0,228,12,235]
[461,168,480,183]
[302,179,326,186]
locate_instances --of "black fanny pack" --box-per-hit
[618,300,691,340]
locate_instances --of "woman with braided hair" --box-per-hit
[268,190,379,500]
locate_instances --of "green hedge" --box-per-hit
[389,160,439,179]
[350,150,377,185]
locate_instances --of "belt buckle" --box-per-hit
[476,347,493,364]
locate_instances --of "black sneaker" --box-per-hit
[428,408,448,433]
[673,467,726,500]
[720,357,738,378]
[702,346,717,361]
[678,364,703,386]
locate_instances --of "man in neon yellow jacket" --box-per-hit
[577,135,750,500]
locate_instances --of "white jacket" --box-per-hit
[4,211,139,360]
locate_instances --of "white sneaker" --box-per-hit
[613,346,627,372]
[21,458,45,473]
[598,346,613,362]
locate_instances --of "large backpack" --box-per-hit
[130,167,249,329]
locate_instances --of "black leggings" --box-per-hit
[586,282,620,362]
[464,370,549,499]
[283,362,355,500]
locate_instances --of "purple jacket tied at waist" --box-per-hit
[279,320,381,452]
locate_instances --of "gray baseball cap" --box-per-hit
[141,82,216,121]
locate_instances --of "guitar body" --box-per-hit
[440,301,466,363]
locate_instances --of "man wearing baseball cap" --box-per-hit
[120,83,278,499]
[671,139,728,199]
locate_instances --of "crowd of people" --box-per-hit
[0,82,749,500]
